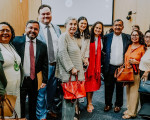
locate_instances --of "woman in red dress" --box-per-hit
[85,21,104,113]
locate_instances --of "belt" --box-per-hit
[24,76,30,79]
[50,62,56,66]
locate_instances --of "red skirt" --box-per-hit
[84,72,101,92]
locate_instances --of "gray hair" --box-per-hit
[64,17,77,28]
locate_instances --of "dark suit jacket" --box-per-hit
[12,35,48,90]
[103,32,130,74]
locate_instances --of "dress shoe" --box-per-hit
[104,105,112,112]
[114,106,121,113]
[47,111,58,118]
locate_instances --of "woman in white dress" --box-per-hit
[0,22,23,118]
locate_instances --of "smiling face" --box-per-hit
[38,7,52,25]
[66,20,77,37]
[25,23,39,40]
[113,21,124,36]
[144,32,150,47]
[94,23,102,37]
[78,20,87,33]
[0,24,12,44]
[131,31,139,43]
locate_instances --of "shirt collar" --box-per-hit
[113,33,122,37]
[26,36,36,43]
[39,22,52,29]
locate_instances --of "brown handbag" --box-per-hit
[61,75,86,100]
[114,64,134,82]
[0,95,17,117]
[0,96,27,120]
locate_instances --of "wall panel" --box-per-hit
[0,0,28,35]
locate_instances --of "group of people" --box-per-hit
[0,4,150,120]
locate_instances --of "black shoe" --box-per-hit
[104,105,112,112]
[114,106,121,113]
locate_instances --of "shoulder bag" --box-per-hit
[139,79,150,95]
[0,95,27,120]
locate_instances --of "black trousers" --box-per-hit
[104,64,123,107]
[20,77,37,120]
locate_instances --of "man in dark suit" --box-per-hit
[103,19,130,113]
[13,20,48,120]
[37,4,61,118]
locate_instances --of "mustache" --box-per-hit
[29,32,36,36]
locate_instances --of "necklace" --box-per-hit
[1,43,19,71]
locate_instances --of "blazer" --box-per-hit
[37,23,61,44]
[77,37,90,62]
[103,32,130,74]
[12,35,48,90]
[0,45,24,96]
[55,32,85,82]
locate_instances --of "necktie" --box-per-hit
[46,25,55,63]
[30,40,35,80]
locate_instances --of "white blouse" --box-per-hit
[139,47,150,71]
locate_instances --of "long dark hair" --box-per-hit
[130,30,144,45]
[90,21,104,43]
[0,22,15,43]
[74,16,90,39]
[144,30,150,48]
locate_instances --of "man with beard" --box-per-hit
[103,19,130,113]
[13,20,48,120]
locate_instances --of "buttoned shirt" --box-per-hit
[23,36,36,76]
[40,22,58,63]
[110,34,123,65]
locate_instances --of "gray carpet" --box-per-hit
[78,81,145,120]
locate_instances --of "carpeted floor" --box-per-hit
[48,81,146,120]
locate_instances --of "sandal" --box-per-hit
[122,115,132,119]
[123,110,128,115]
[87,104,94,113]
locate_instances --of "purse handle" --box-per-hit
[0,97,18,120]
[69,74,78,82]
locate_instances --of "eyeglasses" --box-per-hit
[131,34,139,37]
[145,36,150,39]
[0,29,11,33]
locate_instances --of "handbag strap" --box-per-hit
[69,74,78,82]
[0,97,18,120]
[64,75,79,100]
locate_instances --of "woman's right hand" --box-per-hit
[71,68,79,75]
[141,71,149,81]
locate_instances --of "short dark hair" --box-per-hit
[26,20,39,27]
[145,30,150,35]
[0,22,15,43]
[38,4,51,14]
[132,25,140,30]
[113,19,124,26]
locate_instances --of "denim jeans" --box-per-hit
[36,87,47,120]
[46,65,58,112]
